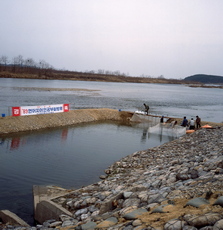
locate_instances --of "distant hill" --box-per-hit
[184,74,223,84]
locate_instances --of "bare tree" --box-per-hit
[0,56,3,71]
[114,70,120,76]
[38,59,51,76]
[24,58,36,73]
[0,55,9,71]
[16,55,24,72]
[105,70,111,75]
[12,57,18,72]
[24,58,35,67]
[98,69,105,74]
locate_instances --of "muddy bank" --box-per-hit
[0,109,133,135]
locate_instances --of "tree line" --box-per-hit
[0,54,167,82]
[0,55,131,77]
[0,55,53,76]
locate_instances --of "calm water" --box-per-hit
[0,78,222,224]
[0,78,223,122]
[0,121,174,225]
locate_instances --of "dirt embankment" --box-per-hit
[1,109,222,135]
[0,109,133,135]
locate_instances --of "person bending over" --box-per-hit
[143,103,149,115]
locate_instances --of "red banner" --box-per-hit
[12,104,70,116]
[63,104,69,112]
[12,107,21,116]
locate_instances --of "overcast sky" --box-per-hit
[1,0,223,79]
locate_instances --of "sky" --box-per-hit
[1,0,223,79]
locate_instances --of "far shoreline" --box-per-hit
[1,74,223,89]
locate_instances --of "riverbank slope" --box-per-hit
[0,109,133,135]
[0,109,222,135]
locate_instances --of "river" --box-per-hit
[0,78,222,225]
[0,78,222,123]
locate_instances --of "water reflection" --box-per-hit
[61,129,68,141]
[0,121,176,224]
[1,128,69,152]
[141,127,148,142]
[0,137,5,145]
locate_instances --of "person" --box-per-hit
[143,103,149,115]
[189,118,195,130]
[196,115,201,129]
[181,116,188,127]
[170,120,177,128]
[160,115,164,123]
[160,116,164,123]
[173,120,178,126]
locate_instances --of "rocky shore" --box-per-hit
[1,123,223,229]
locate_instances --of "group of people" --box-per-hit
[143,103,201,130]
[181,116,201,130]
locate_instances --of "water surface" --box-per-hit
[0,78,222,122]
[0,78,222,224]
[0,121,174,224]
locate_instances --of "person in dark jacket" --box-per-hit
[196,115,201,129]
[181,116,188,127]
[143,103,149,115]
[160,116,164,123]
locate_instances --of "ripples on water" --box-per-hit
[0,78,223,224]
[0,78,222,122]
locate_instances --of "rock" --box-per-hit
[80,213,89,221]
[123,208,148,220]
[75,208,88,217]
[49,221,62,227]
[151,204,174,213]
[176,173,190,181]
[132,219,142,227]
[185,197,209,208]
[80,221,97,230]
[184,213,223,228]
[124,191,133,199]
[99,192,123,214]
[199,227,214,230]
[99,175,107,179]
[213,196,223,207]
[122,198,141,208]
[183,226,198,230]
[61,219,76,227]
[213,219,223,230]
[148,193,166,204]
[164,219,186,230]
